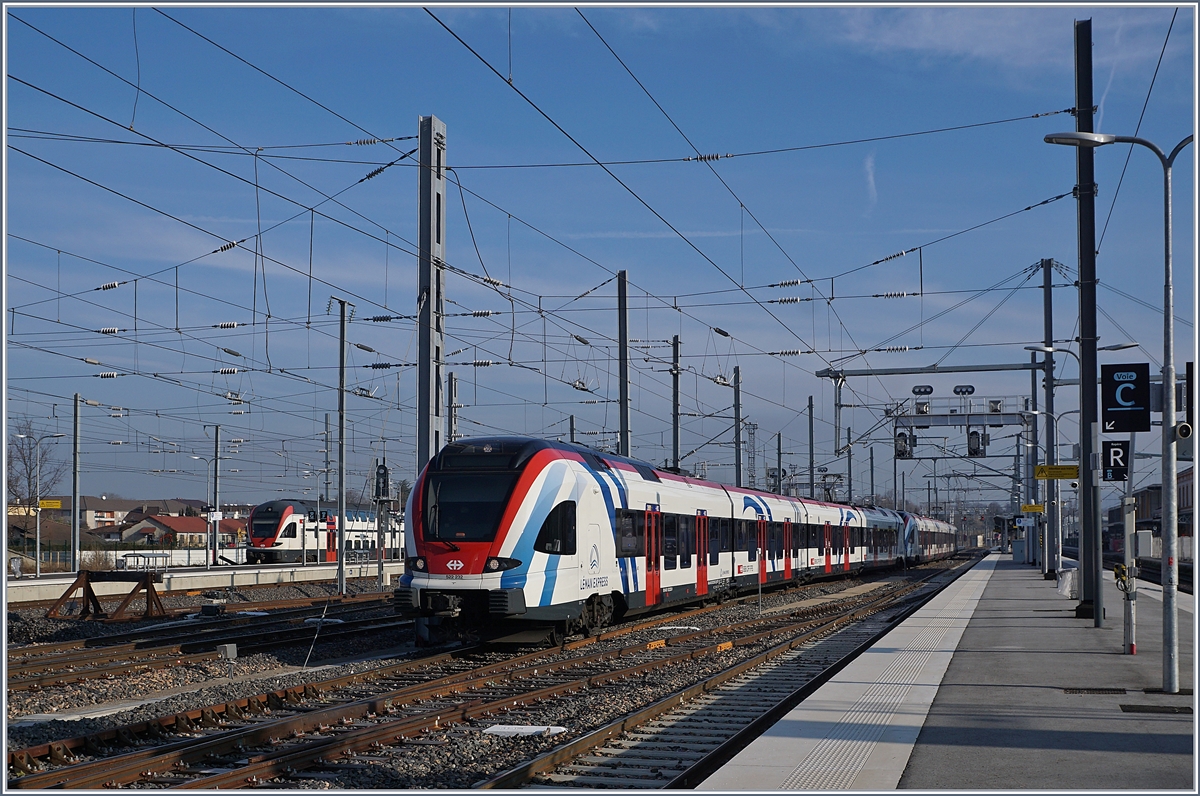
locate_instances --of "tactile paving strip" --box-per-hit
[778,568,990,790]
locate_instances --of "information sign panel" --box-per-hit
[1102,440,1129,482]
[1035,465,1079,480]
[1101,363,1151,433]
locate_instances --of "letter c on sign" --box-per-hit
[1115,383,1135,406]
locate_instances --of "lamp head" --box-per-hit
[1024,345,1054,354]
[1044,132,1116,148]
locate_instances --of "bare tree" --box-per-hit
[7,419,70,509]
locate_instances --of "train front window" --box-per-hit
[251,519,278,539]
[424,472,519,542]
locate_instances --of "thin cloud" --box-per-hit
[864,153,878,214]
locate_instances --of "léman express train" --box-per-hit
[393,436,958,644]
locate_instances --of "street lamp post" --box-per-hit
[1046,130,1193,692]
[16,432,66,577]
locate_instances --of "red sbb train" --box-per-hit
[246,499,403,565]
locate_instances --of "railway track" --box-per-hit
[1061,547,1193,594]
[477,559,969,789]
[7,596,394,692]
[6,557,977,789]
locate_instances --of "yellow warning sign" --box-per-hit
[1021,504,1045,514]
[1035,465,1079,480]
[38,499,62,509]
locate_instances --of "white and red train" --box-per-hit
[246,499,403,565]
[395,436,958,643]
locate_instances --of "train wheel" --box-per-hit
[544,622,567,648]
[581,594,613,635]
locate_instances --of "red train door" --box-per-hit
[824,521,832,574]
[325,514,336,563]
[696,512,709,596]
[784,520,793,579]
[645,508,662,607]
[757,518,768,586]
[843,524,851,572]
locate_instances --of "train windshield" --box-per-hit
[424,472,519,542]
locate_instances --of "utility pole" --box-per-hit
[808,395,815,499]
[672,335,680,470]
[212,425,220,567]
[1042,258,1059,577]
[747,423,758,489]
[1029,359,1040,567]
[72,393,80,572]
[447,372,459,443]
[1123,433,1138,655]
[870,446,875,505]
[618,270,630,457]
[846,428,853,504]
[1073,20,1102,626]
[733,366,742,487]
[324,413,331,502]
[777,433,783,494]
[334,298,350,596]
[417,115,447,472]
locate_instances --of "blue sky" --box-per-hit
[4,5,1195,513]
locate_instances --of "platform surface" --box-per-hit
[699,554,1195,790]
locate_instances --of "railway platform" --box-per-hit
[699,553,1195,790]
[4,561,405,603]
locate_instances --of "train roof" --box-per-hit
[443,437,957,528]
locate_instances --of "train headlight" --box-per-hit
[486,557,521,572]
[407,556,427,571]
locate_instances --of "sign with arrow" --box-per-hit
[1102,439,1130,482]
[1101,363,1150,433]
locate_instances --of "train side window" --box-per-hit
[720,518,732,552]
[771,522,782,560]
[746,521,758,560]
[735,520,746,552]
[663,514,678,570]
[281,524,297,539]
[709,519,721,565]
[534,501,577,555]
[616,509,642,557]
[850,527,856,554]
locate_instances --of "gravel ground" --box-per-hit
[6,558,970,772]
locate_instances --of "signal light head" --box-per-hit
[911,385,934,396]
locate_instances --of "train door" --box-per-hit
[696,511,709,596]
[325,513,336,563]
[843,524,851,572]
[757,518,768,586]
[784,520,793,579]
[824,521,832,574]
[645,507,662,607]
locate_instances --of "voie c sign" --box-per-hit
[1101,363,1150,433]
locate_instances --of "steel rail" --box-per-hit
[475,563,969,788]
[7,575,893,788]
